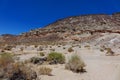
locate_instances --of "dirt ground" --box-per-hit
[15,44,120,80]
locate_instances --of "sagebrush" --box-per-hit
[65,54,86,73]
[47,52,65,64]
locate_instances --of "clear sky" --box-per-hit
[0,0,120,35]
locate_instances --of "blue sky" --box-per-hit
[0,0,120,35]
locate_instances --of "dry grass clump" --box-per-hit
[34,45,38,48]
[47,52,65,64]
[105,48,114,56]
[39,67,52,75]
[30,57,47,65]
[58,45,61,47]
[79,45,81,48]
[0,53,37,80]
[68,47,74,52]
[63,47,66,49]
[101,46,115,56]
[65,54,86,73]
[49,48,55,52]
[4,45,14,51]
[39,52,45,56]
[20,47,24,51]
[0,53,14,67]
[8,62,37,80]
[100,48,104,52]
[84,45,90,49]
[37,46,43,51]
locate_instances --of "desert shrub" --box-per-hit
[65,54,86,73]
[50,48,55,51]
[34,45,38,48]
[106,48,114,56]
[37,46,43,51]
[79,45,81,48]
[20,47,24,51]
[63,47,66,49]
[30,57,41,64]
[4,45,14,51]
[58,45,61,47]
[0,54,37,80]
[39,52,45,56]
[68,47,74,52]
[6,62,37,80]
[1,50,5,52]
[30,57,47,64]
[49,46,52,48]
[39,67,52,75]
[84,45,90,49]
[0,53,14,67]
[100,48,104,52]
[47,52,65,64]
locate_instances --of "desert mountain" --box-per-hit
[0,12,120,45]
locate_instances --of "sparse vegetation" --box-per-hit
[47,52,65,64]
[0,53,37,80]
[30,57,47,64]
[68,47,74,52]
[4,45,14,51]
[37,46,43,51]
[0,53,14,68]
[105,48,114,56]
[65,54,86,73]
[39,67,52,75]
[8,62,37,80]
[79,45,81,48]
[50,46,52,48]
[100,48,104,52]
[39,52,45,56]
[50,48,55,52]
[58,45,61,47]
[84,45,90,49]
[34,45,38,48]
[20,47,24,51]
[63,47,66,49]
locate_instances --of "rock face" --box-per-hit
[0,12,120,44]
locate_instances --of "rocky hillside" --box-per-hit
[0,12,120,45]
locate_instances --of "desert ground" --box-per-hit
[3,43,119,80]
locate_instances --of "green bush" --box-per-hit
[47,52,65,64]
[65,54,86,73]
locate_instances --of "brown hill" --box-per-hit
[0,12,120,45]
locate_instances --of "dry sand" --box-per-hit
[15,45,120,80]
